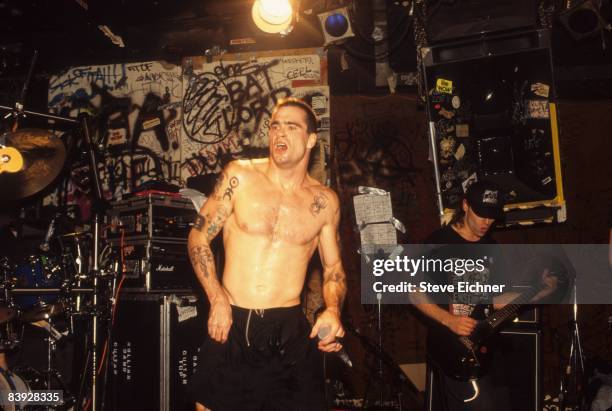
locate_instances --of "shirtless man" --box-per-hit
[187,98,347,411]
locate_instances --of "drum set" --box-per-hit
[0,123,116,410]
[0,227,99,410]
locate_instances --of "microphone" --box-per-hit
[40,213,60,252]
[318,325,353,368]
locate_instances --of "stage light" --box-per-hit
[252,0,294,34]
[318,7,354,46]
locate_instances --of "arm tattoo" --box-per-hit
[213,172,226,201]
[223,177,239,201]
[206,206,229,241]
[189,245,214,278]
[324,271,345,285]
[193,214,206,231]
[310,192,329,216]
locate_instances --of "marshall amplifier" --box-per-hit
[109,238,197,293]
[107,192,196,241]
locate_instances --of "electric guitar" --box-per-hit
[0,146,24,174]
[427,283,545,382]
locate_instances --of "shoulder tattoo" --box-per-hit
[223,176,240,201]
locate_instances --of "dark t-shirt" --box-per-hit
[424,224,505,316]
[426,223,496,245]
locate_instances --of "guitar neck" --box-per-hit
[486,286,542,329]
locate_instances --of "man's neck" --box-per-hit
[451,222,482,243]
[266,160,309,191]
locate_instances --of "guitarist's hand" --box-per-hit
[533,268,558,302]
[446,315,477,336]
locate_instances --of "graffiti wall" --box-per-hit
[180,50,330,181]
[48,61,183,201]
[47,48,329,205]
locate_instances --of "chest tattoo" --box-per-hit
[310,192,328,217]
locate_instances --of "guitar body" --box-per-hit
[0,147,24,174]
[427,306,495,381]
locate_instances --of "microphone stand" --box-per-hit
[345,319,419,411]
[559,282,584,411]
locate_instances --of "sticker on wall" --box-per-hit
[107,129,128,146]
[283,54,322,86]
[451,95,461,109]
[435,78,453,94]
[461,173,477,193]
[530,83,550,98]
[454,143,465,161]
[527,100,550,119]
[311,95,328,116]
[439,136,456,159]
[143,118,161,130]
[455,124,469,138]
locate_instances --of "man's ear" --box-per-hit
[306,132,317,149]
[462,199,469,213]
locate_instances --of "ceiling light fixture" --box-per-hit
[252,0,294,34]
[318,7,354,46]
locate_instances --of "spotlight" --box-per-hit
[559,0,607,41]
[318,7,354,45]
[252,0,294,34]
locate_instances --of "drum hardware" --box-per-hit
[0,366,30,411]
[13,365,76,410]
[0,52,101,409]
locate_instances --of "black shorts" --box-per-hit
[190,305,326,411]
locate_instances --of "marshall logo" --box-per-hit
[156,264,175,272]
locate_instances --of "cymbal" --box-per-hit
[0,129,66,199]
[19,301,65,323]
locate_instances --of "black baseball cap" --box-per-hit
[465,181,505,220]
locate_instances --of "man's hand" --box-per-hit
[208,295,232,343]
[445,315,477,336]
[309,308,345,352]
[532,268,558,302]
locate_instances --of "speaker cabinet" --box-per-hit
[107,294,205,411]
[499,330,542,411]
[427,329,541,411]
[425,0,537,44]
[423,30,566,227]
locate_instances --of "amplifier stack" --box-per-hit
[106,192,198,293]
[105,192,205,411]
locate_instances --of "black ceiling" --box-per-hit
[0,0,328,74]
[1,0,612,98]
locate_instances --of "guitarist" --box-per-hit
[414,181,557,411]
